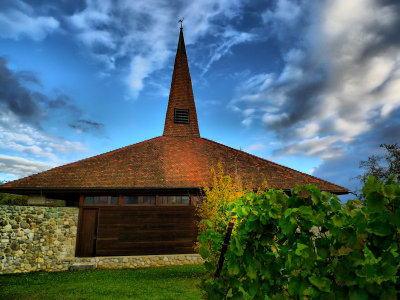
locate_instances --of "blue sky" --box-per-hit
[0,0,399,196]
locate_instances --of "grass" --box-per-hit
[0,264,206,300]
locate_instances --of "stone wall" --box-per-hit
[0,205,79,274]
[0,205,203,274]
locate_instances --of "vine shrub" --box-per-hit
[195,164,267,256]
[198,176,400,299]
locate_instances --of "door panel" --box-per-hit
[96,206,197,256]
[76,208,98,257]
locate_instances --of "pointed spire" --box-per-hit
[163,26,200,137]
[176,27,186,55]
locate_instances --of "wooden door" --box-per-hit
[76,208,98,257]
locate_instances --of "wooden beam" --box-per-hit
[79,195,84,207]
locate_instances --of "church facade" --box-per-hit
[0,28,347,257]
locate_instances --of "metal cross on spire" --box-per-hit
[179,18,184,29]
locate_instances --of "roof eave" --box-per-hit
[0,186,348,195]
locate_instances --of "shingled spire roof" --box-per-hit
[0,27,349,196]
[163,27,200,137]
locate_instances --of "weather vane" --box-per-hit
[179,18,184,29]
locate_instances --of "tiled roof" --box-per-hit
[0,136,348,193]
[0,28,348,195]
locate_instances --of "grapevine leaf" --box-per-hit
[367,220,391,236]
[199,246,211,259]
[233,236,244,256]
[284,208,293,218]
[247,264,257,280]
[332,214,345,227]
[349,288,368,300]
[242,206,249,216]
[297,243,308,250]
[205,219,213,228]
[228,261,240,275]
[308,275,331,293]
[298,206,313,215]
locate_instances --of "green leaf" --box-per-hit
[329,195,342,211]
[297,243,308,250]
[284,208,293,218]
[247,264,257,280]
[241,206,249,216]
[367,220,391,236]
[365,190,386,212]
[227,261,240,275]
[298,206,313,215]
[279,217,297,234]
[205,219,213,228]
[232,236,244,256]
[349,288,368,300]
[199,246,211,259]
[332,214,345,227]
[295,243,308,256]
[308,275,331,293]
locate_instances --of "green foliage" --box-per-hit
[199,177,400,299]
[0,192,28,205]
[0,193,66,206]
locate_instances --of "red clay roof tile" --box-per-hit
[0,136,347,193]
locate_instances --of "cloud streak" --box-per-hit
[0,57,104,133]
[0,57,100,179]
[231,0,400,163]
[0,154,55,179]
[67,0,252,98]
[0,0,59,41]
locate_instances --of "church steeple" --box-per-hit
[163,26,200,138]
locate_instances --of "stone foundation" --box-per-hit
[71,254,203,271]
[0,205,203,274]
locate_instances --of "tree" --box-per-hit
[194,164,245,254]
[358,143,400,182]
[195,163,268,254]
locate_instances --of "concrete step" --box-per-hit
[68,262,96,271]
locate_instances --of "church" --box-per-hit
[0,27,347,257]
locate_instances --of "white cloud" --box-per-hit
[0,0,59,41]
[67,0,249,99]
[202,29,255,75]
[231,0,400,161]
[261,0,310,41]
[279,136,347,160]
[0,110,85,179]
[262,0,302,25]
[245,142,266,152]
[0,155,55,178]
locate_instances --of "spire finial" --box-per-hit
[179,18,184,29]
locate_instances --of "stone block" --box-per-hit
[68,263,96,271]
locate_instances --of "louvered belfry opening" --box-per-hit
[174,108,189,124]
[163,27,200,137]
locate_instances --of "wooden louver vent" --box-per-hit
[174,109,189,124]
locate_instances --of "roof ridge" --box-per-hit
[200,137,348,192]
[1,136,163,187]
